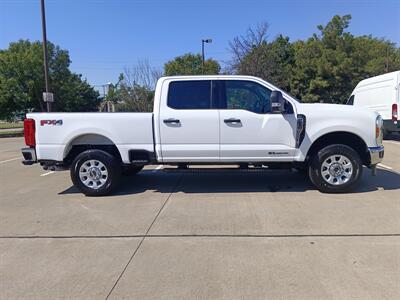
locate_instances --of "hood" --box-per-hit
[296,102,380,119]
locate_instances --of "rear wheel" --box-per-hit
[70,149,121,196]
[308,144,363,193]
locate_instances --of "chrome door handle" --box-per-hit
[224,118,241,124]
[163,118,180,124]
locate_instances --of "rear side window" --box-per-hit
[167,80,211,109]
[346,95,354,105]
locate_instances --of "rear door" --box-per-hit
[159,79,219,162]
[216,80,297,161]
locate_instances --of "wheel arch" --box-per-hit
[306,131,370,165]
[63,133,122,166]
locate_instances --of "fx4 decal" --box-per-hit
[40,119,63,126]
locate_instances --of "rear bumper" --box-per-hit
[368,146,384,166]
[383,119,400,132]
[21,147,37,165]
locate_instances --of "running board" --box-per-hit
[162,167,292,173]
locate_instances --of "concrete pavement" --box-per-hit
[0,137,399,299]
[0,238,141,299]
[110,237,400,300]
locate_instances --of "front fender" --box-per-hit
[295,115,375,162]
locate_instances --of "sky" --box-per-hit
[1,0,400,89]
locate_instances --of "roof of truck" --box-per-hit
[158,75,302,103]
[159,75,262,80]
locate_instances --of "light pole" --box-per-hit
[40,0,52,112]
[102,79,122,112]
[106,82,112,112]
[201,38,212,74]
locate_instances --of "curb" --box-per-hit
[0,131,24,138]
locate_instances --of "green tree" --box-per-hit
[164,53,220,76]
[231,16,400,104]
[290,15,400,103]
[229,23,294,91]
[113,60,162,112]
[117,83,154,112]
[236,34,294,91]
[290,15,357,103]
[0,40,99,120]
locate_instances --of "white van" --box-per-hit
[348,71,399,135]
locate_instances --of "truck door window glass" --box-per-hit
[168,80,211,109]
[224,80,271,114]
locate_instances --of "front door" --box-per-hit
[159,79,219,162]
[217,80,297,162]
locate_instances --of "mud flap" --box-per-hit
[371,165,377,176]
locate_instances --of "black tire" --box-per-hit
[308,144,363,193]
[122,165,144,176]
[70,149,121,196]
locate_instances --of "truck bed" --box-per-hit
[27,112,154,163]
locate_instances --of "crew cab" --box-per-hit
[21,75,384,196]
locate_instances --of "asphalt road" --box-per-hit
[1,137,399,299]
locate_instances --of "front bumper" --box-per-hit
[21,147,37,165]
[368,146,384,166]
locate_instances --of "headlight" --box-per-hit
[375,115,383,145]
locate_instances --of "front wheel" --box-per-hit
[70,149,121,196]
[308,144,363,193]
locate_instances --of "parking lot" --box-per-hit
[0,137,399,299]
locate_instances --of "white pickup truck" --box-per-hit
[22,75,384,196]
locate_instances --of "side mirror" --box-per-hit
[270,91,285,114]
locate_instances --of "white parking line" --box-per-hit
[80,204,89,210]
[377,163,400,175]
[40,171,54,177]
[0,157,21,164]
[378,163,393,170]
[152,165,163,172]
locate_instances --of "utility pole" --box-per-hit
[40,0,53,112]
[201,38,212,74]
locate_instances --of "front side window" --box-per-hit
[222,80,272,113]
[167,80,211,109]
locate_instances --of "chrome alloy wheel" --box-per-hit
[79,159,108,189]
[321,155,353,185]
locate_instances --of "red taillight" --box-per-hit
[392,103,398,124]
[24,118,36,147]
[392,104,398,124]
